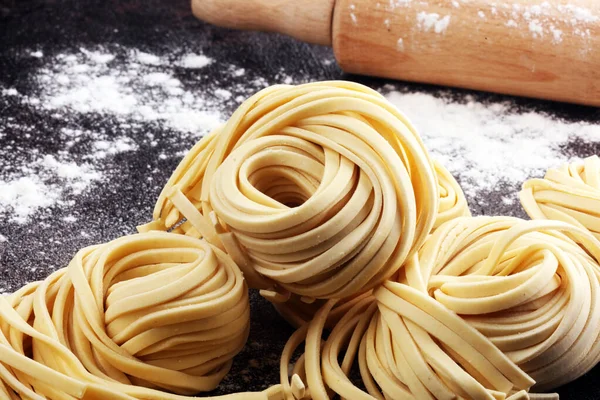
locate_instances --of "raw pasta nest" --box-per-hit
[0,232,261,400]
[271,159,470,329]
[143,81,439,300]
[280,216,600,399]
[521,155,600,240]
[401,216,600,391]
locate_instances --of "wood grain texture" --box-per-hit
[333,0,600,106]
[191,0,335,46]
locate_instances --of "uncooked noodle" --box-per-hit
[270,159,470,329]
[0,232,281,400]
[404,216,600,391]
[141,81,439,300]
[521,155,600,240]
[280,216,600,399]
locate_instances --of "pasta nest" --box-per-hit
[143,81,438,300]
[520,155,600,240]
[271,160,470,329]
[0,232,252,399]
[397,216,600,391]
[281,216,600,399]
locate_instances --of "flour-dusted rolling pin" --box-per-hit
[192,0,600,106]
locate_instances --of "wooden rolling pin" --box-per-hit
[192,0,600,106]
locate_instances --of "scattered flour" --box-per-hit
[396,38,405,52]
[485,2,598,44]
[62,215,77,223]
[38,155,102,194]
[178,53,213,69]
[0,45,289,224]
[387,0,413,9]
[417,12,451,34]
[380,1,596,46]
[28,49,224,135]
[350,8,358,26]
[135,51,162,65]
[528,20,544,37]
[0,177,59,224]
[91,137,137,159]
[215,88,233,100]
[384,88,600,203]
[550,27,563,43]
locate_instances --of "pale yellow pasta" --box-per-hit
[432,159,471,230]
[409,216,600,391]
[277,216,600,399]
[141,81,438,300]
[278,295,543,400]
[270,159,469,329]
[521,155,600,240]
[0,232,282,400]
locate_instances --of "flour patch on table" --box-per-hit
[178,53,213,69]
[1,45,302,225]
[25,48,224,136]
[0,153,101,223]
[384,87,600,206]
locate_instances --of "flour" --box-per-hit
[396,38,405,52]
[0,45,289,225]
[381,0,596,46]
[0,177,59,224]
[31,50,223,134]
[135,51,162,65]
[383,87,600,204]
[484,1,598,43]
[550,27,563,43]
[90,137,137,159]
[0,148,109,223]
[38,155,101,194]
[529,20,544,37]
[417,12,451,34]
[178,54,212,69]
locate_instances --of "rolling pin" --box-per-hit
[191,0,600,106]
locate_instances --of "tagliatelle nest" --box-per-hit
[0,232,282,400]
[142,81,439,300]
[521,155,600,240]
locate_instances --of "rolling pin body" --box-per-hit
[192,0,600,106]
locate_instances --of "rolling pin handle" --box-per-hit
[191,0,336,46]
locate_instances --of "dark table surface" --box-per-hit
[1,0,600,398]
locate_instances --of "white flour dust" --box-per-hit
[384,87,600,204]
[36,49,223,134]
[377,0,598,50]
[417,12,451,33]
[0,46,288,225]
